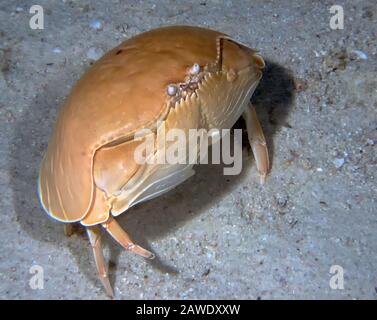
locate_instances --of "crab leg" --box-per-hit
[86,226,114,298]
[243,103,270,184]
[63,224,74,236]
[102,216,155,259]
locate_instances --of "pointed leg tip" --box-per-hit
[102,281,115,299]
[131,245,155,260]
[106,290,115,299]
[140,247,156,260]
[63,224,74,237]
[259,174,267,185]
[148,252,156,260]
[104,217,155,260]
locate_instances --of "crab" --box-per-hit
[38,26,269,297]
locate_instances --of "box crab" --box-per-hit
[38,26,269,297]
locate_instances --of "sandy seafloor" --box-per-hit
[0,0,376,299]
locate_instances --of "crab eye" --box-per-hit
[190,63,200,75]
[167,84,178,96]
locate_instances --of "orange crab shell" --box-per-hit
[38,26,265,224]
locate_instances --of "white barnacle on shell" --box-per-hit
[190,63,200,75]
[167,84,178,96]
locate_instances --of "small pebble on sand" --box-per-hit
[333,158,345,169]
[87,47,104,61]
[349,49,368,60]
[89,19,103,31]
